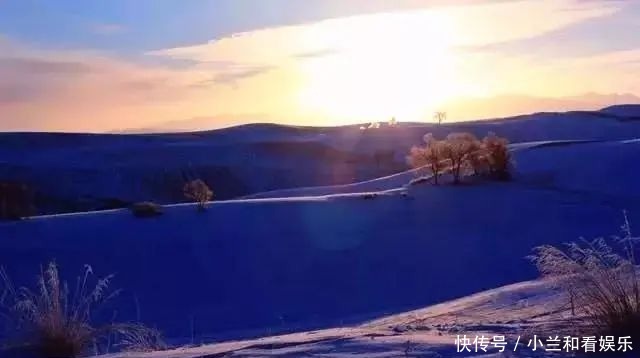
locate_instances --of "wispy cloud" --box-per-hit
[0,57,94,75]
[0,37,217,131]
[293,48,340,59]
[206,65,275,86]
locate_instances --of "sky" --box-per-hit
[1,0,640,132]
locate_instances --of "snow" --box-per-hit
[1,138,638,343]
[241,167,419,199]
[99,279,570,357]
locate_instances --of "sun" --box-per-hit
[296,10,460,124]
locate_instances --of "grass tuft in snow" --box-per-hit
[0,261,165,357]
[115,324,167,352]
[530,212,640,341]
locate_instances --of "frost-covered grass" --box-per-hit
[0,262,165,357]
[531,213,640,341]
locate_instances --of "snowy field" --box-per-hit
[1,105,640,357]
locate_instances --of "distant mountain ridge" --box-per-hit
[114,93,640,133]
[600,104,640,117]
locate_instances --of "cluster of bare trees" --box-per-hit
[407,132,511,184]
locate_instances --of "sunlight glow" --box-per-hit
[296,10,463,123]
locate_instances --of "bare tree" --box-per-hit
[434,111,447,125]
[183,179,213,211]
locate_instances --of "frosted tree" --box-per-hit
[483,132,511,179]
[183,179,213,211]
[407,133,447,184]
[442,132,481,184]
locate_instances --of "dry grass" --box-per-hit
[0,262,165,357]
[115,324,167,352]
[530,212,640,342]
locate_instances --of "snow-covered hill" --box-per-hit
[1,105,640,215]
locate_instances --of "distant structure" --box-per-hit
[434,111,447,125]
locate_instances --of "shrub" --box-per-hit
[183,179,213,211]
[529,213,640,342]
[129,202,163,218]
[0,262,164,357]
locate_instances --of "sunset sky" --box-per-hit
[1,0,640,132]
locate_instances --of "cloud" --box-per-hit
[0,57,94,75]
[151,0,620,66]
[0,37,219,132]
[211,66,274,85]
[0,0,638,132]
[196,65,276,86]
[293,48,340,59]
[0,84,41,104]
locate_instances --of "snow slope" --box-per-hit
[101,279,572,357]
[245,138,639,200]
[241,167,420,199]
[1,138,638,342]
